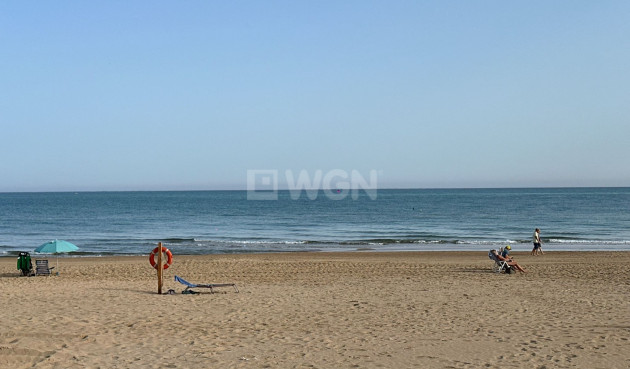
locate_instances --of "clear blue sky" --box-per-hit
[1,1,629,191]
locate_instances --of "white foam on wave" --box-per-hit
[549,239,630,244]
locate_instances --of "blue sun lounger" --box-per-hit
[174,275,239,293]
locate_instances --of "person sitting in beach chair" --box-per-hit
[490,249,527,273]
[174,275,239,294]
[489,249,514,273]
[17,252,33,276]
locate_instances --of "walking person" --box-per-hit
[531,228,544,255]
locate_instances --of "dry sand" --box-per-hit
[1,251,628,368]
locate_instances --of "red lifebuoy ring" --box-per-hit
[149,246,173,270]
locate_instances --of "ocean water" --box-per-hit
[1,188,629,256]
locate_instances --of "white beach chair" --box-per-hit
[488,250,512,274]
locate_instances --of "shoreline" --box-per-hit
[2,251,629,368]
[3,246,630,259]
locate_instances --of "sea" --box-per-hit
[1,188,629,257]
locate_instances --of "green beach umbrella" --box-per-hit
[34,239,79,272]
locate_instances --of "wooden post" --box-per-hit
[157,242,163,294]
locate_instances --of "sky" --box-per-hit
[1,1,629,191]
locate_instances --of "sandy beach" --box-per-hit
[1,251,628,368]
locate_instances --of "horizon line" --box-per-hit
[1,185,629,194]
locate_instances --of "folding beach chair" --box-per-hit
[35,260,55,276]
[17,252,34,276]
[174,275,239,294]
[488,250,513,274]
